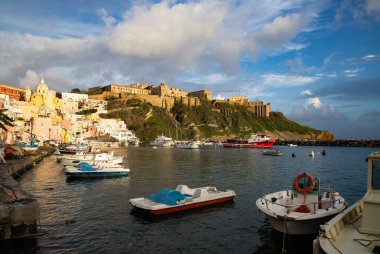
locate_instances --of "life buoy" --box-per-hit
[294,173,315,194]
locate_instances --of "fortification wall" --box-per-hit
[89,92,200,111]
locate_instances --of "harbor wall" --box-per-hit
[0,148,54,240]
[277,139,380,147]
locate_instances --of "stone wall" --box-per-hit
[89,92,201,111]
[0,148,54,240]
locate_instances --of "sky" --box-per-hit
[0,0,379,139]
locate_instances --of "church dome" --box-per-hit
[35,77,49,94]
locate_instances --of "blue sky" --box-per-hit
[0,0,379,139]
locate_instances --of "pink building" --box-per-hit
[31,117,52,142]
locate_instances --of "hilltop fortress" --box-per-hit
[88,83,270,118]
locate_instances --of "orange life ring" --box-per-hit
[294,173,315,194]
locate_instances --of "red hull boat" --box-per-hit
[222,133,276,148]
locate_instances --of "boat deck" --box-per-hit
[320,216,380,254]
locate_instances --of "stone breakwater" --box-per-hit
[277,139,380,147]
[0,148,54,240]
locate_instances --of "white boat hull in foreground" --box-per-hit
[256,173,346,235]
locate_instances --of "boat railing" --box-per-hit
[259,194,343,214]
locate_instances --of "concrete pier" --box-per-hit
[0,148,53,240]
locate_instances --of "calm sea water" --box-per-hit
[2,146,378,253]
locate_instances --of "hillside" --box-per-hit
[99,98,331,142]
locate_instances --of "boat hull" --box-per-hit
[131,196,234,215]
[65,171,129,178]
[267,214,339,235]
[222,141,275,148]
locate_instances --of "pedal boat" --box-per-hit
[129,185,236,215]
[65,162,130,178]
[256,172,346,235]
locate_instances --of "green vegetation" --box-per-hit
[76,108,97,115]
[100,98,321,142]
[0,109,14,131]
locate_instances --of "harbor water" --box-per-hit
[2,146,377,253]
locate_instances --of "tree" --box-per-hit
[71,88,82,94]
[0,109,14,131]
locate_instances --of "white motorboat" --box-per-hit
[130,185,236,215]
[175,141,199,149]
[129,137,140,146]
[150,135,174,147]
[65,162,130,178]
[60,151,124,166]
[256,172,346,235]
[315,151,380,254]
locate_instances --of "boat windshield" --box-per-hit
[372,160,380,190]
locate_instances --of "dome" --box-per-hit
[35,77,49,94]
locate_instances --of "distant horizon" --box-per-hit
[1,0,379,139]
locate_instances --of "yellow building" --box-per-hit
[27,78,61,117]
[188,90,212,100]
[230,96,249,103]
[151,83,188,98]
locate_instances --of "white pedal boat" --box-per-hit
[130,185,236,215]
[65,162,130,178]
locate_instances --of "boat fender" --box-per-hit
[294,173,315,194]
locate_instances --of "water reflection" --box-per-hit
[1,146,375,253]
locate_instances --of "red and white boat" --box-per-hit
[129,185,236,215]
[222,133,276,148]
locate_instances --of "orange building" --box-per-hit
[0,84,25,101]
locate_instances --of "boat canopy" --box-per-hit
[148,189,186,206]
[76,162,96,171]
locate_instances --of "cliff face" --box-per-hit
[101,98,331,141]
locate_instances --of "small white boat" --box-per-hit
[315,151,380,254]
[129,137,140,146]
[309,151,315,157]
[130,185,236,215]
[175,141,199,149]
[59,140,90,154]
[256,172,346,235]
[60,151,124,166]
[150,135,174,147]
[65,162,130,178]
[262,149,283,156]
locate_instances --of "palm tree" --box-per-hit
[0,109,14,131]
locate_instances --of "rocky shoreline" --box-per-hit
[0,147,55,240]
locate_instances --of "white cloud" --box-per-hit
[300,89,313,96]
[18,70,39,88]
[261,74,319,87]
[0,1,329,92]
[343,68,364,78]
[214,94,226,100]
[108,1,227,61]
[289,101,346,121]
[362,54,380,61]
[366,0,380,13]
[306,97,322,108]
[183,73,231,85]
